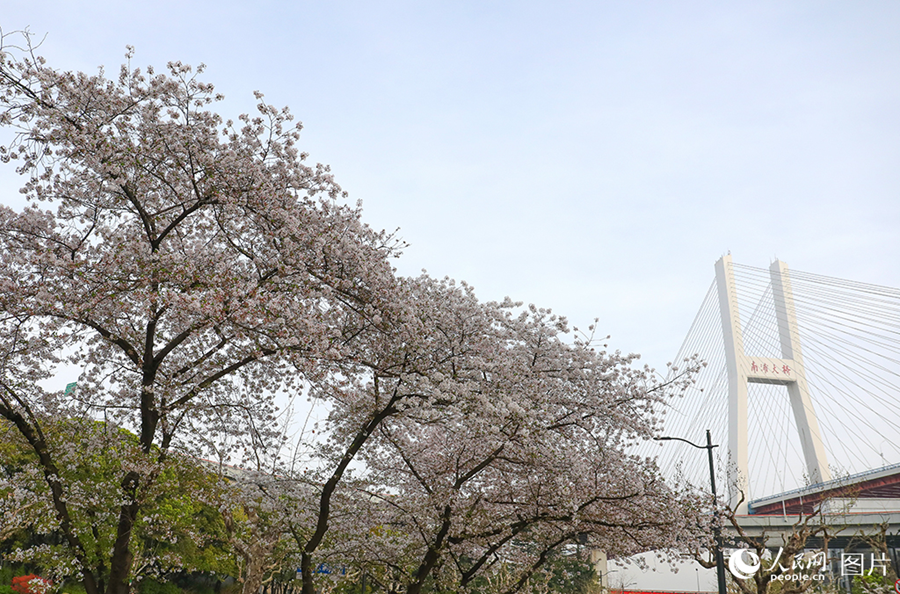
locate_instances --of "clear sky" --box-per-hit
[3,1,899,371]
[4,3,898,589]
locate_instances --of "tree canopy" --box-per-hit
[0,29,399,594]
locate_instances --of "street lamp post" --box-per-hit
[655,430,727,594]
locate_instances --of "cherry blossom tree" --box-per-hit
[361,287,706,594]
[0,30,399,594]
[285,275,708,594]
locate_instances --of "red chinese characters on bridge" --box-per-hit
[749,361,791,375]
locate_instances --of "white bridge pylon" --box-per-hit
[715,255,831,513]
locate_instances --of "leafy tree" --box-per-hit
[0,417,236,585]
[0,29,398,594]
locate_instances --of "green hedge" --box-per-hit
[139,580,183,594]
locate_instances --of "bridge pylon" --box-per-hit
[714,255,831,513]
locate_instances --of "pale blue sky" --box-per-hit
[3,1,899,371]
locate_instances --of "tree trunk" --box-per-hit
[406,506,452,594]
[106,471,141,594]
[300,552,315,594]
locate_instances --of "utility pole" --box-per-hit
[655,430,727,594]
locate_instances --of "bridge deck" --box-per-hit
[729,511,900,549]
[748,462,900,516]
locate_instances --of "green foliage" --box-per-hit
[545,555,600,594]
[138,580,182,594]
[0,567,20,594]
[0,418,236,582]
[851,571,893,594]
[58,583,86,594]
[0,563,27,584]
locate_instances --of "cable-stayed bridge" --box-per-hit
[647,255,900,544]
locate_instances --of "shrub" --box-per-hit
[11,576,51,594]
[138,580,182,594]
